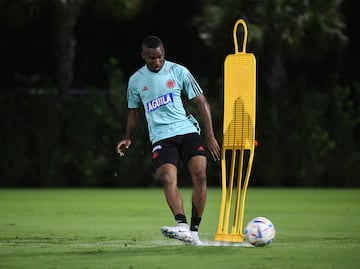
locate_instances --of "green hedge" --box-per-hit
[1,81,359,187]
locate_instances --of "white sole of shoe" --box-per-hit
[161,227,192,243]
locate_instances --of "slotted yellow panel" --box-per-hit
[215,19,256,242]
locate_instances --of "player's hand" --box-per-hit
[116,139,131,157]
[206,136,221,161]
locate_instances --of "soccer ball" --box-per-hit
[244,217,275,247]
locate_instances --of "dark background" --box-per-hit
[0,0,359,187]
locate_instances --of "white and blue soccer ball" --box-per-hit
[244,217,275,247]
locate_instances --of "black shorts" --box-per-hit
[151,133,207,171]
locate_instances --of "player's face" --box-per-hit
[142,46,165,72]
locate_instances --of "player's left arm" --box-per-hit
[192,94,221,161]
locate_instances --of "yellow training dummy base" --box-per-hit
[214,19,256,243]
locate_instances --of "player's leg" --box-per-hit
[188,155,207,245]
[152,138,192,242]
[181,133,208,245]
[156,163,184,217]
[157,163,192,242]
[180,133,208,226]
[188,155,207,222]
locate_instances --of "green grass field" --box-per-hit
[0,188,359,269]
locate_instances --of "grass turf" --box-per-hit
[0,188,359,269]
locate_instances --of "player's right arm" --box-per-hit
[116,108,140,157]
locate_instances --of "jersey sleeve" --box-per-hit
[181,67,203,100]
[127,78,141,109]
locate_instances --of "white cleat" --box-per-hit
[161,223,192,243]
[191,231,204,246]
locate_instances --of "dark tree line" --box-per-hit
[0,0,359,187]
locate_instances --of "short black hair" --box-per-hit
[142,35,163,49]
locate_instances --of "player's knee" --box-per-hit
[191,171,207,186]
[156,164,177,185]
[158,171,177,188]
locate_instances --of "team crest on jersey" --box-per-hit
[166,79,175,89]
[147,92,174,112]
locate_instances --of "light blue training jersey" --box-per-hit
[127,60,203,144]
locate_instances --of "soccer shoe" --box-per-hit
[191,231,204,246]
[160,223,192,243]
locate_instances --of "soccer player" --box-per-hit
[116,35,220,245]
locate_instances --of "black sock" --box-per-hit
[190,207,201,231]
[190,217,201,231]
[175,214,187,224]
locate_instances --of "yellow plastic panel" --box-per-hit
[223,52,256,150]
